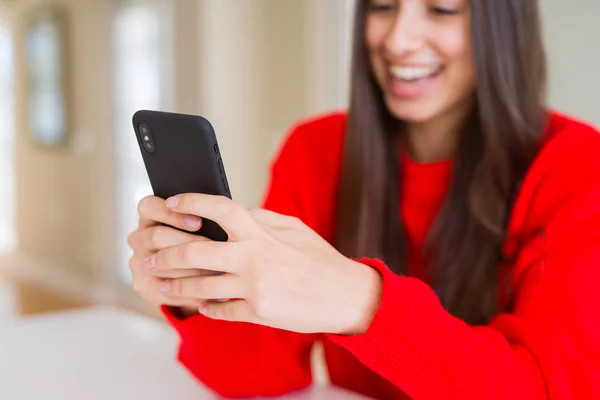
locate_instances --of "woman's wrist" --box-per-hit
[338,259,383,336]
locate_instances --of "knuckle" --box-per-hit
[215,196,237,217]
[179,194,197,212]
[126,231,137,250]
[254,278,269,299]
[286,215,303,227]
[128,255,142,274]
[137,196,153,217]
[188,298,203,308]
[128,257,136,273]
[251,283,271,319]
[148,226,166,249]
[192,279,205,298]
[217,198,256,234]
[216,194,231,204]
[228,207,249,228]
[222,241,239,265]
[249,253,267,275]
[170,279,182,296]
[217,205,235,222]
[181,241,199,265]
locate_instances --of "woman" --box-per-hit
[127,0,600,399]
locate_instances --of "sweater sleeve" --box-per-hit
[326,131,600,399]
[161,126,319,398]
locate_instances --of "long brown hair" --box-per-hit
[335,0,548,325]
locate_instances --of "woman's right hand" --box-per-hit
[127,195,209,313]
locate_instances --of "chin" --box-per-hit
[384,97,440,124]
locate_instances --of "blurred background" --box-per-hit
[0,0,598,321]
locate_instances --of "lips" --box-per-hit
[386,65,444,99]
[389,65,443,82]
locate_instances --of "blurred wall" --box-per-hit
[541,0,600,127]
[195,0,352,209]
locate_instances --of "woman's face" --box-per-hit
[366,0,475,125]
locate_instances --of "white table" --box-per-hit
[0,307,370,400]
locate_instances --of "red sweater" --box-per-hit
[163,111,600,399]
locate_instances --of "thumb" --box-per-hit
[199,299,254,323]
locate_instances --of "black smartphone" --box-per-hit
[132,110,231,242]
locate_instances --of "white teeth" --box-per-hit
[390,65,440,81]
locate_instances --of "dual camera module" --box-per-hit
[137,122,156,154]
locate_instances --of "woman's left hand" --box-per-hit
[148,193,382,335]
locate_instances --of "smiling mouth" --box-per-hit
[389,65,444,83]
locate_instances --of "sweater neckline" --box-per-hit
[400,149,453,185]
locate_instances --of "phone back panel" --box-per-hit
[132,110,230,242]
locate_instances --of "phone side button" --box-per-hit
[214,144,219,154]
[222,175,230,192]
[218,158,225,174]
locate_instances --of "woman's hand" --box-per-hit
[127,195,218,313]
[150,193,383,335]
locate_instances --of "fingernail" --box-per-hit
[145,254,156,269]
[161,280,171,293]
[166,196,179,209]
[184,215,201,229]
[199,305,207,315]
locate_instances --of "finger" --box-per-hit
[151,268,224,279]
[130,268,203,308]
[138,195,203,233]
[162,296,203,309]
[136,224,208,252]
[162,274,245,300]
[199,299,254,323]
[138,216,158,230]
[165,194,255,241]
[128,227,206,257]
[151,240,239,273]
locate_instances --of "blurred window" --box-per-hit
[0,21,16,253]
[112,0,173,282]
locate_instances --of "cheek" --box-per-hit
[365,19,390,81]
[365,18,388,50]
[436,28,475,90]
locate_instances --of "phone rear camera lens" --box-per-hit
[137,122,156,154]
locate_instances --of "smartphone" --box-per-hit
[132,110,231,242]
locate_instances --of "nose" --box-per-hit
[383,6,426,58]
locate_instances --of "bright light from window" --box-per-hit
[0,22,16,253]
[113,0,173,283]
